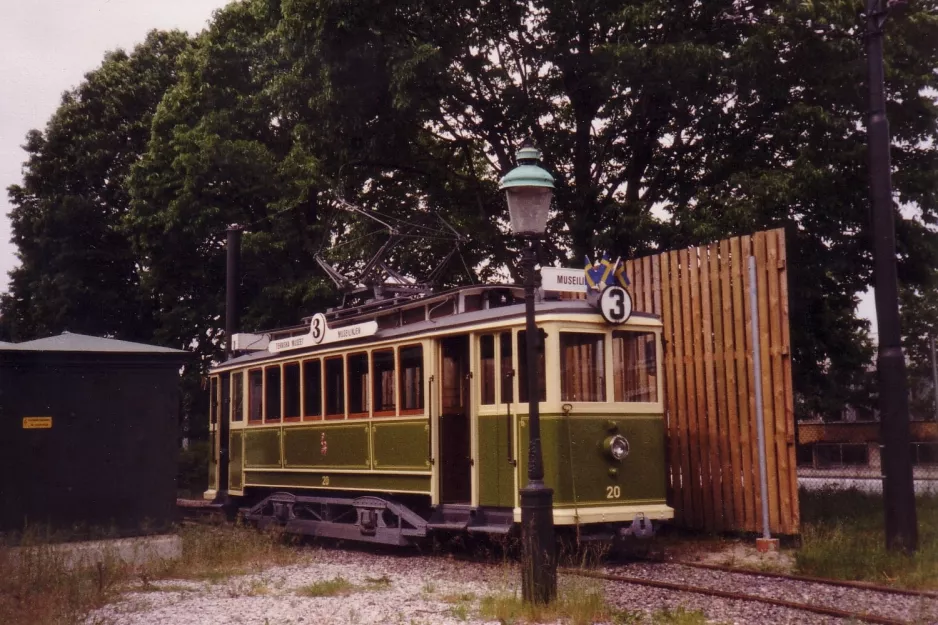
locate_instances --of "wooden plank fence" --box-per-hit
[623,228,798,535]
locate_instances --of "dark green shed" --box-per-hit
[0,333,187,536]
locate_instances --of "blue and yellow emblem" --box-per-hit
[584,253,630,293]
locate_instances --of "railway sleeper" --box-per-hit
[242,491,429,546]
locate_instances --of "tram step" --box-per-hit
[466,524,512,535]
[426,521,471,531]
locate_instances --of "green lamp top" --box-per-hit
[499,143,555,190]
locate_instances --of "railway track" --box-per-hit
[176,500,937,623]
[567,564,937,625]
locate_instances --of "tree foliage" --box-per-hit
[4,0,938,424]
[1,30,191,341]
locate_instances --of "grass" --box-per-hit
[796,488,938,589]
[479,576,631,625]
[297,576,356,597]
[297,574,393,598]
[0,521,304,625]
[478,581,712,625]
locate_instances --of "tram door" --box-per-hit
[438,335,472,503]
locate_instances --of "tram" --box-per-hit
[205,283,673,544]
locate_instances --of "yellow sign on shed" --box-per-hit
[22,416,52,429]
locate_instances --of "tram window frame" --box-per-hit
[324,356,346,419]
[264,365,282,422]
[612,330,658,403]
[347,352,370,418]
[283,361,301,421]
[480,334,496,406]
[559,332,607,402]
[302,358,322,420]
[232,371,244,422]
[209,376,219,425]
[500,332,514,404]
[247,368,263,422]
[399,344,424,414]
[517,329,547,403]
[372,348,397,416]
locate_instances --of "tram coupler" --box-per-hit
[618,513,655,539]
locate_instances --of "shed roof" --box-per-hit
[1,332,186,354]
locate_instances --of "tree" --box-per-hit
[1,30,192,342]
[6,0,938,425]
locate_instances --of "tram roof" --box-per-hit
[215,295,660,371]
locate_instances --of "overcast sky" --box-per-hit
[0,0,230,294]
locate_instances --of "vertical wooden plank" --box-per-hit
[633,256,642,312]
[660,253,680,517]
[734,235,758,532]
[642,256,653,312]
[708,242,732,530]
[777,229,800,533]
[753,231,781,532]
[670,250,692,523]
[636,256,651,398]
[688,248,711,530]
[720,239,745,530]
[767,230,794,534]
[679,250,699,525]
[652,254,662,317]
[700,245,722,531]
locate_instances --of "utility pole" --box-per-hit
[866,0,917,551]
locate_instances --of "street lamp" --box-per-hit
[500,140,557,603]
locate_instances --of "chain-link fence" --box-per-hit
[796,420,938,494]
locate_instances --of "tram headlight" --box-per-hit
[604,435,630,462]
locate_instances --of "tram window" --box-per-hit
[560,333,606,402]
[303,359,322,418]
[372,349,396,416]
[210,376,219,424]
[480,335,496,405]
[265,365,282,421]
[402,307,425,326]
[517,330,546,402]
[429,299,455,320]
[500,332,514,403]
[232,371,244,421]
[348,352,370,418]
[248,369,263,422]
[399,345,424,413]
[463,294,483,312]
[613,331,658,402]
[325,356,345,418]
[283,362,301,419]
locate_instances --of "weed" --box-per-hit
[0,521,304,625]
[421,580,436,594]
[797,489,938,589]
[441,592,476,604]
[298,576,356,597]
[364,574,392,588]
[479,576,613,625]
[448,602,470,621]
[0,539,129,625]
[148,522,302,581]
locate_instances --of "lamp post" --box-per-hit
[499,140,557,603]
[865,0,917,552]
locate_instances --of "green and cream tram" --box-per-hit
[205,284,673,544]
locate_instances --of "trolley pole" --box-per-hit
[216,224,243,505]
[930,335,938,422]
[519,240,557,604]
[866,0,917,551]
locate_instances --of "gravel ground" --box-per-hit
[87,548,938,624]
[601,562,938,625]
